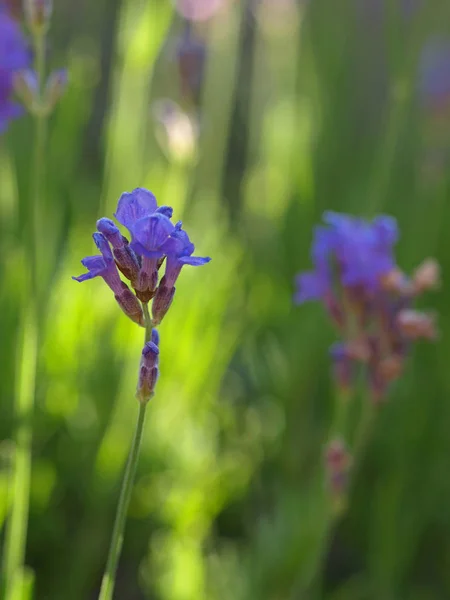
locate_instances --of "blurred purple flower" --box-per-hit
[176,25,206,102]
[419,38,450,111]
[0,10,30,132]
[175,0,227,22]
[295,212,439,402]
[295,212,398,304]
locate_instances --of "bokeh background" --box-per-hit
[2,0,450,598]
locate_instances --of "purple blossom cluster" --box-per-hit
[295,212,439,402]
[0,8,30,132]
[73,188,211,400]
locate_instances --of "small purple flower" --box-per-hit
[129,213,175,259]
[296,212,398,304]
[295,212,439,402]
[163,221,211,288]
[74,186,210,328]
[152,222,210,325]
[418,37,450,111]
[114,188,158,231]
[73,233,144,326]
[0,11,30,132]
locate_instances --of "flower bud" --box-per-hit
[151,328,160,346]
[330,343,354,393]
[24,0,52,34]
[43,69,68,113]
[412,258,440,294]
[397,309,437,340]
[325,438,352,498]
[115,283,145,327]
[13,69,38,113]
[97,218,140,284]
[151,282,175,325]
[136,341,159,403]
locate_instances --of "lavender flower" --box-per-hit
[418,37,450,112]
[152,221,210,325]
[73,187,210,327]
[295,212,439,402]
[175,24,206,103]
[0,10,30,132]
[73,232,144,326]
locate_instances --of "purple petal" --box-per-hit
[96,217,119,236]
[130,214,175,256]
[294,271,327,304]
[178,255,211,266]
[93,232,114,263]
[155,205,174,218]
[72,255,107,281]
[114,188,158,229]
[373,215,398,246]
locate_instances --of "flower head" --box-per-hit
[73,187,210,328]
[295,212,439,402]
[0,11,30,132]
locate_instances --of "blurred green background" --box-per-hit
[2,0,450,598]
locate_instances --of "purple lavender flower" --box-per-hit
[73,232,144,326]
[418,37,450,111]
[296,212,397,305]
[74,187,210,326]
[295,212,439,402]
[176,24,206,102]
[162,221,210,288]
[152,222,210,325]
[0,10,30,132]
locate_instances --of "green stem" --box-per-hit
[31,33,47,299]
[98,402,147,600]
[142,302,152,340]
[3,311,37,599]
[98,308,152,600]
[3,31,47,599]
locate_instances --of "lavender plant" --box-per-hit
[296,212,439,497]
[73,187,210,600]
[1,1,66,597]
[294,212,439,587]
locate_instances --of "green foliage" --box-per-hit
[2,0,450,598]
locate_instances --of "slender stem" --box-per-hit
[3,311,37,599]
[31,33,47,299]
[98,402,147,600]
[98,308,152,600]
[142,302,152,340]
[3,30,48,598]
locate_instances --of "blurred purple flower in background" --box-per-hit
[0,9,30,132]
[175,0,228,22]
[295,213,439,402]
[175,24,206,103]
[419,38,450,112]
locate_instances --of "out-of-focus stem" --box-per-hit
[3,29,48,600]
